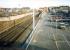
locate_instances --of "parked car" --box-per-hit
[48,12,70,29]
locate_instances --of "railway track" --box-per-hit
[0,16,33,47]
[0,11,41,47]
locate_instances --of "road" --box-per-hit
[25,12,70,50]
[0,13,32,21]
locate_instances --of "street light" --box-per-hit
[33,8,35,30]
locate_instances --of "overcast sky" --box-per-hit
[0,0,70,8]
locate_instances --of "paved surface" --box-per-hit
[26,12,70,50]
[0,13,32,21]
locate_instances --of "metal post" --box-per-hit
[14,20,15,27]
[33,9,35,30]
[56,20,57,29]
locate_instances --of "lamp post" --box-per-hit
[33,8,35,30]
